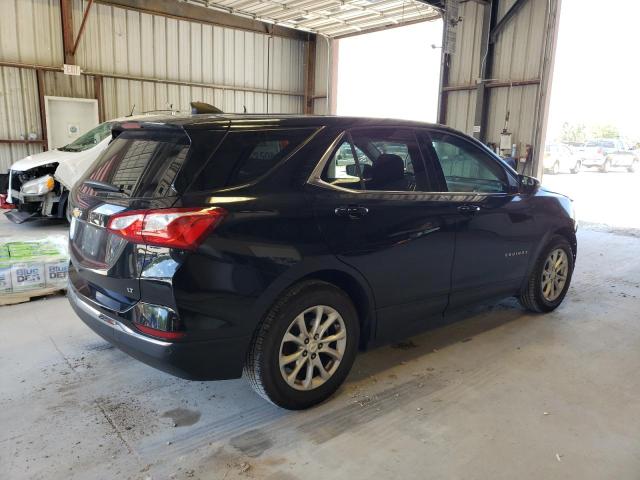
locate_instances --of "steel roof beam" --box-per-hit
[489,0,529,44]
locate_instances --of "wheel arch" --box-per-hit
[553,226,577,260]
[297,269,375,350]
[252,260,377,351]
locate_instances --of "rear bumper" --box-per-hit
[67,282,247,380]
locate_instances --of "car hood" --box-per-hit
[10,149,70,172]
[9,137,111,189]
[54,137,111,188]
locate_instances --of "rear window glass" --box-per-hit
[188,128,315,192]
[81,130,190,198]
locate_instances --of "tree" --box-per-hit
[559,122,586,143]
[590,124,620,139]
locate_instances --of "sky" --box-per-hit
[546,0,640,141]
[336,0,640,141]
[336,20,443,122]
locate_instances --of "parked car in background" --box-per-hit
[543,143,581,174]
[67,115,577,409]
[563,141,586,158]
[5,114,172,223]
[582,139,638,173]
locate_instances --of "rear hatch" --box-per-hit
[69,123,224,311]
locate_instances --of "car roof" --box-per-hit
[113,113,456,132]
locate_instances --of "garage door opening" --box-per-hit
[336,20,443,122]
[543,0,640,230]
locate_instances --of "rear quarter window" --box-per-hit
[187,128,316,192]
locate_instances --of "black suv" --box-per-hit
[67,115,577,409]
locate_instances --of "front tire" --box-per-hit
[601,158,611,173]
[552,162,560,175]
[244,280,359,410]
[519,235,574,313]
[628,159,638,173]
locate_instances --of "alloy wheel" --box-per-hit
[541,248,569,302]
[279,305,347,391]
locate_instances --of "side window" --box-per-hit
[321,128,430,192]
[188,128,315,192]
[321,140,367,190]
[428,131,509,194]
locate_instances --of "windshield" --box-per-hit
[59,122,114,152]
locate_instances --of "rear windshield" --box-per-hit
[80,130,190,198]
[187,128,316,192]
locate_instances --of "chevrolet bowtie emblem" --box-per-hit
[72,207,82,218]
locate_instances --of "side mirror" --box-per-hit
[518,174,540,194]
[345,164,359,177]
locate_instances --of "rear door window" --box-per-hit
[188,128,316,192]
[321,128,431,192]
[81,130,190,198]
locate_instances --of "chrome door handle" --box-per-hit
[335,205,369,219]
[457,204,481,214]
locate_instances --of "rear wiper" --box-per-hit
[83,180,128,195]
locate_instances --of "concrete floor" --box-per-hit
[1,213,640,479]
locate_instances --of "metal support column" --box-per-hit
[303,36,317,114]
[36,69,48,151]
[94,75,104,122]
[472,0,499,142]
[60,0,75,64]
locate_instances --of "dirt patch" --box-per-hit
[96,395,160,441]
[229,429,273,457]
[161,407,202,427]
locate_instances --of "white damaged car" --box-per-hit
[5,115,170,223]
[6,121,114,223]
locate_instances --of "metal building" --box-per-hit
[0,0,558,176]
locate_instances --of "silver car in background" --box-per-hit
[582,139,638,173]
[543,144,581,174]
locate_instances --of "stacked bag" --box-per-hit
[0,236,69,296]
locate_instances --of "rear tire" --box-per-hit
[244,280,359,410]
[519,235,574,313]
[570,160,581,174]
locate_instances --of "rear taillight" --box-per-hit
[597,147,604,155]
[133,302,185,340]
[107,207,226,250]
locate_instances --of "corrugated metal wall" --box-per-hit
[0,67,43,170]
[313,36,331,115]
[72,1,305,118]
[441,0,560,174]
[485,0,547,158]
[0,0,63,65]
[0,0,317,172]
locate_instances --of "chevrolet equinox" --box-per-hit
[67,115,577,409]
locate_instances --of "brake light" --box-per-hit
[107,207,226,250]
[135,324,185,340]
